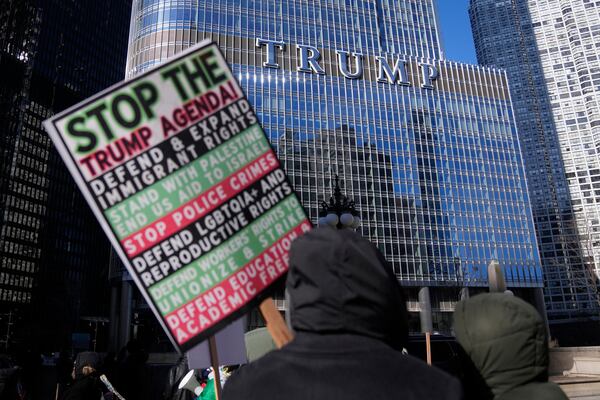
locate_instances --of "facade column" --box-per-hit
[418,287,433,333]
[460,287,470,301]
[108,285,120,353]
[108,251,133,352]
[533,287,551,339]
[118,280,133,349]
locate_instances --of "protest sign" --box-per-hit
[187,318,247,369]
[43,40,311,352]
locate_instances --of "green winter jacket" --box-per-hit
[454,293,567,400]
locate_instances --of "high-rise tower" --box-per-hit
[125,0,544,334]
[470,0,600,332]
[0,0,131,350]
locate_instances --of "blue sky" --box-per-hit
[436,0,477,64]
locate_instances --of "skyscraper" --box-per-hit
[125,0,544,333]
[470,0,600,330]
[0,0,131,350]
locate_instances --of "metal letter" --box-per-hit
[296,44,325,75]
[419,62,439,90]
[336,50,363,79]
[256,38,285,69]
[376,57,409,85]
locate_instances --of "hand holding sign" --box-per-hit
[44,40,310,352]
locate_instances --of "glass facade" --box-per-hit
[126,0,443,76]
[470,0,600,323]
[126,0,543,331]
[0,0,132,349]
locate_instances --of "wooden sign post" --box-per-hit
[259,297,294,348]
[425,331,432,366]
[208,336,223,400]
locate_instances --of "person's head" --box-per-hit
[72,352,101,380]
[453,293,548,398]
[286,227,408,350]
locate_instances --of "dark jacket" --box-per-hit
[60,375,103,400]
[223,227,463,400]
[60,352,104,400]
[163,356,196,400]
[115,342,148,400]
[453,293,567,400]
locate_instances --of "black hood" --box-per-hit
[286,227,408,350]
[73,352,101,379]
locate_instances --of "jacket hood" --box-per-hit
[454,293,548,397]
[286,227,408,350]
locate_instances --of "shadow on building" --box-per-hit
[0,0,131,353]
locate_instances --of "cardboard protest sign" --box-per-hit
[43,40,311,352]
[187,318,247,369]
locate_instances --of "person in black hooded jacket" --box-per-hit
[223,227,463,400]
[60,352,103,400]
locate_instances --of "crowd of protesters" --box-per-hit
[0,227,569,400]
[0,339,149,400]
[223,228,567,400]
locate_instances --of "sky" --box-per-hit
[436,0,478,64]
